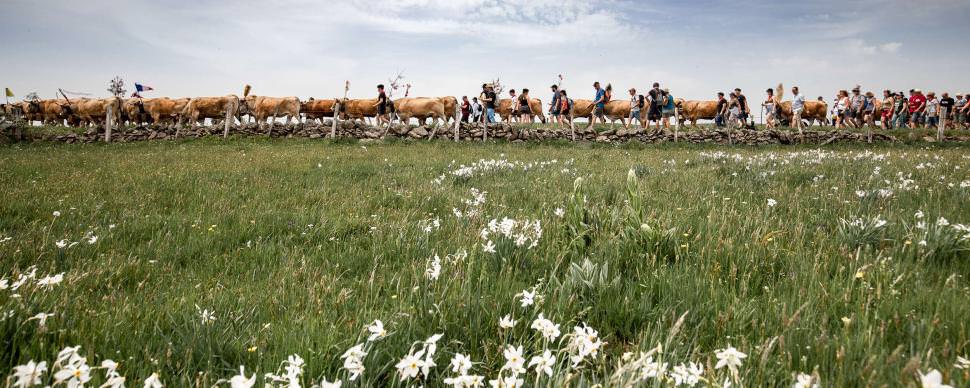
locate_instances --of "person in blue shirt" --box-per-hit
[591,81,606,127]
[661,88,676,129]
[549,84,561,124]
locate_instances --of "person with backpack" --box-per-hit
[590,81,607,127]
[557,89,572,129]
[518,88,533,123]
[628,88,642,129]
[661,88,675,130]
[549,85,561,123]
[648,82,662,130]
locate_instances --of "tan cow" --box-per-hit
[243,95,302,131]
[123,98,153,126]
[677,100,720,127]
[565,99,596,128]
[143,98,189,127]
[496,98,546,123]
[393,97,446,127]
[70,98,123,127]
[301,98,337,123]
[38,99,75,126]
[19,100,44,124]
[778,100,829,126]
[183,95,240,129]
[339,98,380,122]
[602,99,648,128]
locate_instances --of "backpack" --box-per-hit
[638,95,645,109]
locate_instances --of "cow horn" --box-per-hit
[243,84,251,97]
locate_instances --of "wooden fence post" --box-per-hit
[104,104,113,142]
[570,111,575,141]
[331,103,339,139]
[938,107,946,142]
[223,104,231,138]
[454,103,460,141]
[673,106,680,142]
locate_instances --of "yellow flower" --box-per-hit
[248,346,257,352]
[855,271,864,279]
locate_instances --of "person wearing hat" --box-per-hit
[880,90,894,129]
[846,87,864,128]
[862,91,876,127]
[908,89,926,129]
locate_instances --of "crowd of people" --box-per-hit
[372,80,970,131]
[826,87,969,130]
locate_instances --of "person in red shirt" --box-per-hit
[908,89,926,129]
[460,96,471,123]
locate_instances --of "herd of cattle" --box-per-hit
[0,93,831,130]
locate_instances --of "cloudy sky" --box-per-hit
[3,0,969,106]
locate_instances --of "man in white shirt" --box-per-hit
[791,86,805,132]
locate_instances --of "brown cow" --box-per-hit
[496,98,546,123]
[677,100,720,127]
[564,99,596,128]
[393,97,445,127]
[602,99,648,128]
[19,100,44,124]
[339,98,379,122]
[183,96,240,129]
[70,98,123,127]
[243,95,302,131]
[123,98,153,126]
[38,99,75,126]
[778,100,829,127]
[143,98,189,128]
[301,98,337,123]
[413,96,458,123]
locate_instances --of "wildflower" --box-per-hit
[396,349,427,380]
[52,360,91,387]
[518,289,536,308]
[955,355,970,369]
[144,372,164,388]
[767,198,777,207]
[340,344,367,380]
[670,362,703,387]
[55,239,68,249]
[11,360,47,388]
[99,360,125,388]
[528,350,556,377]
[855,190,867,198]
[444,374,485,387]
[915,210,925,219]
[937,217,950,227]
[566,323,603,367]
[482,240,496,254]
[639,356,667,381]
[366,320,387,342]
[502,345,526,375]
[449,353,473,376]
[488,375,524,388]
[793,372,818,388]
[87,235,99,244]
[499,315,516,329]
[529,314,561,341]
[554,208,565,218]
[36,273,64,289]
[714,346,747,373]
[918,369,952,388]
[53,211,61,217]
[316,378,342,388]
[27,312,54,328]
[197,306,216,325]
[426,255,441,281]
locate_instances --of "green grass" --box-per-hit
[1,137,969,387]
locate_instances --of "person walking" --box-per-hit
[506,89,518,124]
[763,88,777,129]
[375,84,389,126]
[482,84,497,124]
[627,88,642,129]
[880,90,894,129]
[835,90,850,128]
[863,91,876,127]
[960,95,970,130]
[728,92,742,128]
[735,88,749,127]
[908,89,926,129]
[955,94,967,129]
[715,92,728,128]
[590,81,607,127]
[518,88,533,123]
[648,82,662,130]
[924,92,940,128]
[892,92,909,129]
[791,86,805,131]
[661,88,675,130]
[549,85,561,126]
[558,89,572,129]
[471,97,482,123]
[460,96,471,123]
[939,92,954,129]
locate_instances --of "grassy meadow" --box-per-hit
[1,136,969,387]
